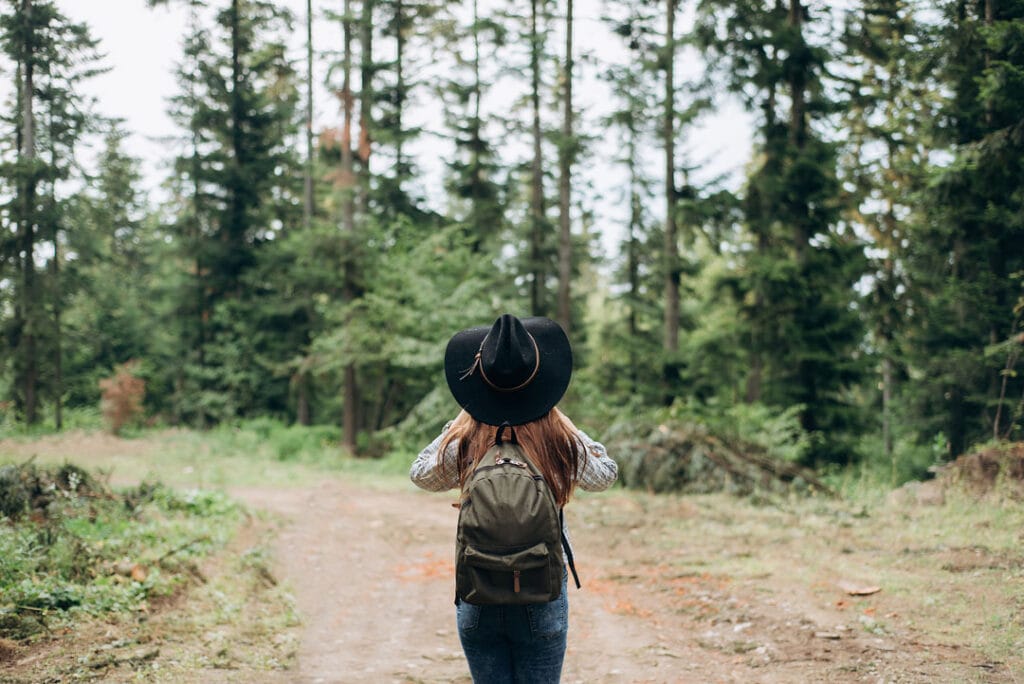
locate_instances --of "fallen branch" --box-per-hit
[156,536,212,564]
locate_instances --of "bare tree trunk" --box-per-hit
[341,0,358,454]
[358,0,373,218]
[394,0,405,182]
[187,1,206,426]
[556,0,574,336]
[294,0,315,426]
[19,0,39,425]
[628,144,641,395]
[296,372,311,426]
[883,354,894,461]
[984,0,993,125]
[229,0,242,262]
[529,0,545,317]
[468,0,483,246]
[303,0,314,231]
[788,0,808,261]
[47,80,62,430]
[662,0,679,400]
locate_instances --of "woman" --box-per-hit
[410,313,617,684]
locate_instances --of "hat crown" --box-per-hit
[480,314,538,390]
[444,313,571,426]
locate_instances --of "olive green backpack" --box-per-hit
[455,424,581,605]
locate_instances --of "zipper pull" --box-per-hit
[513,569,521,593]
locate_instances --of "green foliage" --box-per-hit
[311,219,503,447]
[0,463,240,639]
[219,417,342,462]
[4,0,1024,494]
[899,0,1024,457]
[0,0,103,425]
[603,400,827,496]
[158,0,302,428]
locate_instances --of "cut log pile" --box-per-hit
[938,442,1024,500]
[611,424,834,497]
[0,460,112,519]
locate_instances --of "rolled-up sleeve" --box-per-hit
[575,430,617,491]
[410,423,459,491]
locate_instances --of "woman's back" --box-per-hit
[408,314,617,684]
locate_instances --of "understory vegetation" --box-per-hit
[0,459,241,641]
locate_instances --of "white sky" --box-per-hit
[55,0,753,255]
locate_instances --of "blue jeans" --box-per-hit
[455,579,569,683]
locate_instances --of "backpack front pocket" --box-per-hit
[457,542,560,605]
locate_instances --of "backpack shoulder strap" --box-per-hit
[559,508,582,589]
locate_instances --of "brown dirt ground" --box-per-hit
[2,433,1022,683]
[229,479,1021,684]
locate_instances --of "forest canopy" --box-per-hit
[1,0,1022,478]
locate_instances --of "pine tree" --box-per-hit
[0,0,101,425]
[601,1,663,400]
[61,124,156,411]
[335,0,360,451]
[697,0,867,463]
[374,0,439,212]
[435,0,509,254]
[839,0,927,465]
[903,0,1024,454]
[161,0,302,425]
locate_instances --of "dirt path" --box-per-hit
[234,480,715,684]
[232,478,1018,684]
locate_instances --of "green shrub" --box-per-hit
[0,462,241,640]
[270,424,341,461]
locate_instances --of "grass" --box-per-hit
[0,421,417,495]
[580,483,1024,670]
[0,465,243,642]
[0,420,411,646]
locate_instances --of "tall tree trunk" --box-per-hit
[468,0,483,247]
[394,0,405,183]
[19,0,39,425]
[296,372,311,426]
[662,0,680,400]
[303,0,314,231]
[358,0,373,218]
[745,77,777,405]
[341,0,358,454]
[745,231,768,404]
[189,2,206,378]
[228,0,245,298]
[529,0,545,316]
[983,0,993,126]
[556,0,573,335]
[296,0,315,426]
[788,0,808,260]
[628,138,641,396]
[48,84,61,430]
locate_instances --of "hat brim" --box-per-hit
[444,317,572,427]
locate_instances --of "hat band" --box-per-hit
[460,334,541,392]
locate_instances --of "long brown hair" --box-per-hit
[439,407,582,507]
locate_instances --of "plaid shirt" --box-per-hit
[410,422,617,554]
[409,422,618,494]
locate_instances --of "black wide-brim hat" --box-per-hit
[444,314,572,427]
